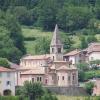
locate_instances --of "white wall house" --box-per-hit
[88,52,100,61]
[64,43,100,65]
[0,67,15,96]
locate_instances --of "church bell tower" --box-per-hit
[50,24,63,61]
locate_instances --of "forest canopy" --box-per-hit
[0,0,100,63]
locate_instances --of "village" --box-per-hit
[0,25,100,97]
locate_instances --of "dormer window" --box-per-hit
[58,48,61,53]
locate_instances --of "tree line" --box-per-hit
[0,0,100,31]
[0,10,26,63]
[0,0,100,63]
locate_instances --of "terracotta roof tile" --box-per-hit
[21,54,50,60]
[56,65,77,71]
[0,66,15,72]
[21,69,45,75]
[88,43,100,53]
[64,49,81,56]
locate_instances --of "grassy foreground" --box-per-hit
[0,96,100,100]
[0,96,19,100]
[57,95,100,100]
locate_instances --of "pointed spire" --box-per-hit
[50,24,62,46]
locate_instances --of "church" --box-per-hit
[17,25,78,87]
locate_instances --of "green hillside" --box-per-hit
[22,26,52,55]
[22,26,81,55]
[22,26,100,55]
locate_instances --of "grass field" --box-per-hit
[22,26,52,38]
[22,27,52,54]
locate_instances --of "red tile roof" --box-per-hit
[56,65,77,71]
[21,54,50,60]
[88,43,100,53]
[0,66,15,72]
[64,49,81,56]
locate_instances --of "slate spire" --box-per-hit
[50,24,62,46]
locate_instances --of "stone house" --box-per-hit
[0,66,15,96]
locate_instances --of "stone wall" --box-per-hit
[44,86,89,96]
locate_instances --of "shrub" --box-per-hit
[85,82,94,95]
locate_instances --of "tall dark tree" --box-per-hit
[5,13,26,54]
[36,0,58,30]
[35,37,50,54]
[80,36,88,49]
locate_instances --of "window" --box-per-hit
[7,72,10,78]
[32,78,34,82]
[37,77,42,81]
[62,76,64,80]
[53,56,54,61]
[58,48,61,53]
[0,73,2,77]
[52,76,53,80]
[73,75,75,80]
[52,48,54,53]
[6,81,11,86]
[68,76,70,81]
[40,77,42,81]
[24,61,26,66]
[58,76,59,80]
[91,57,94,60]
[37,77,39,81]
[45,79,48,84]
